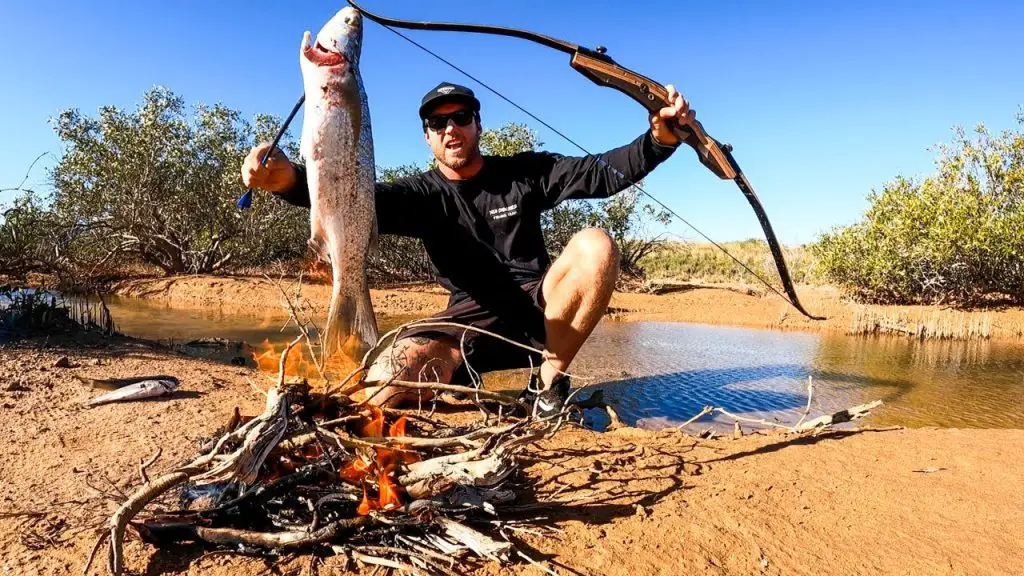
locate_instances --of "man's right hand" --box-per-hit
[241,143,297,193]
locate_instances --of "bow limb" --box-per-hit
[731,171,826,321]
[346,0,579,54]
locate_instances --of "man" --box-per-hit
[242,81,695,416]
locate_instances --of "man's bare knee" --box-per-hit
[366,335,460,384]
[550,228,619,294]
[357,335,462,407]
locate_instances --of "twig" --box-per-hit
[316,427,428,454]
[82,531,108,576]
[194,516,373,548]
[0,151,51,193]
[265,273,330,385]
[676,406,713,430]
[355,546,459,576]
[138,448,162,485]
[352,551,424,575]
[0,510,47,519]
[710,407,793,431]
[795,375,815,429]
[362,379,527,410]
[516,549,560,576]
[794,400,882,432]
[278,334,304,386]
[107,472,190,575]
[317,414,364,428]
[247,377,268,398]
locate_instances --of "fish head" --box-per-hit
[300,7,363,78]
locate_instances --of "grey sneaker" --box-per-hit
[519,372,571,418]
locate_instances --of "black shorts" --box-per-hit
[398,277,547,385]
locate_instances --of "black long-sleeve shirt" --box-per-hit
[273,129,677,337]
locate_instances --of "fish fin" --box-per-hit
[323,289,358,363]
[73,374,112,390]
[308,236,330,265]
[354,286,379,355]
[323,285,379,364]
[368,210,379,258]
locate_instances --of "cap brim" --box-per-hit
[419,94,480,119]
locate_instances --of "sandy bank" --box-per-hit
[1,334,1021,575]
[108,275,1024,342]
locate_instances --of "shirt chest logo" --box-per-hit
[488,203,518,221]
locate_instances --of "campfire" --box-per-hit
[87,331,569,576]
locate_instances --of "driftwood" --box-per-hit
[794,400,883,432]
[673,376,885,435]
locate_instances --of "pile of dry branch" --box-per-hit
[85,332,569,576]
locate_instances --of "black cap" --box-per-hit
[418,82,481,119]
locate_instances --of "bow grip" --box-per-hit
[570,49,737,180]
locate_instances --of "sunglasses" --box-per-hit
[423,109,477,132]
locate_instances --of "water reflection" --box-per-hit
[567,322,1024,431]
[93,296,1024,431]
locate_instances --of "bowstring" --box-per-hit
[373,23,797,307]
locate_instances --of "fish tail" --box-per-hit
[354,285,379,356]
[323,280,379,363]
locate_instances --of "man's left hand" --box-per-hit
[650,84,696,147]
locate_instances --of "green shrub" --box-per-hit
[812,111,1024,305]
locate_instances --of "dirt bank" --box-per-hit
[2,334,1021,575]
[109,275,1024,341]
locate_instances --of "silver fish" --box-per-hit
[83,379,178,407]
[74,374,178,391]
[298,7,379,362]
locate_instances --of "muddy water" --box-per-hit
[98,295,1024,431]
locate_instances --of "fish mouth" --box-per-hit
[304,40,347,68]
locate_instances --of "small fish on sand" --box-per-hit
[73,374,179,391]
[83,379,179,407]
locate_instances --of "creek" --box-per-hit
[91,294,1024,431]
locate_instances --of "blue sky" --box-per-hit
[1,0,1021,245]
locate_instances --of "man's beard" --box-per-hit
[437,138,478,170]
[439,153,472,170]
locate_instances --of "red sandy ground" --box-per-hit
[2,333,1022,575]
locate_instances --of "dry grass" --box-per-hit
[849,306,994,340]
[638,240,821,286]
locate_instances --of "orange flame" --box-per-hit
[250,336,362,385]
[251,338,318,380]
[378,467,404,511]
[360,405,385,438]
[347,411,421,514]
[387,415,408,438]
[357,482,379,515]
[339,456,372,485]
[386,416,421,464]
